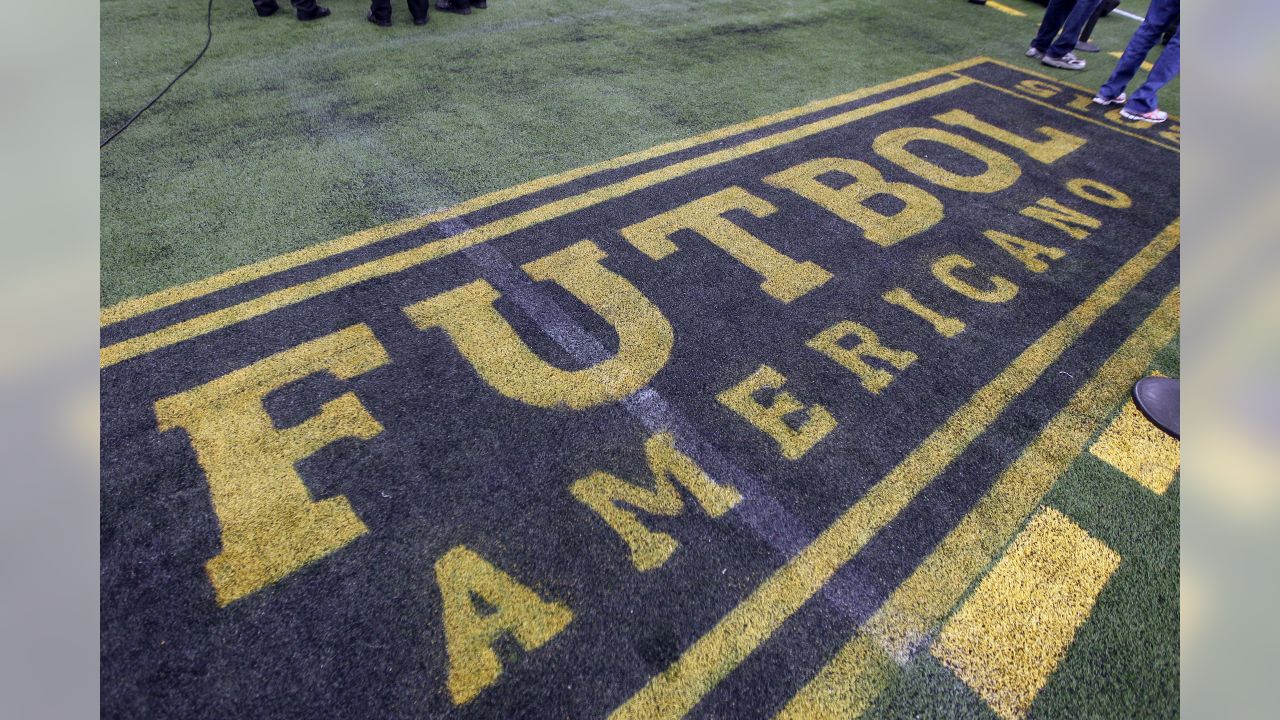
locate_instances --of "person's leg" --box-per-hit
[1099,0,1180,99]
[368,0,392,24]
[1047,0,1103,59]
[1031,0,1078,53]
[1125,27,1179,114]
[407,0,430,23]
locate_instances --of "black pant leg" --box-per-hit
[253,0,281,14]
[407,0,430,21]
[369,0,392,22]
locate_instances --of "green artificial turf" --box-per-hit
[100,0,1178,307]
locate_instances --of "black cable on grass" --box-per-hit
[100,0,214,148]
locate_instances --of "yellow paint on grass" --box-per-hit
[767,287,1179,719]
[436,546,574,705]
[153,323,389,606]
[102,77,974,369]
[986,1,1027,17]
[775,635,895,720]
[1089,384,1181,494]
[102,59,997,329]
[1109,51,1155,72]
[403,240,674,409]
[954,74,1180,152]
[931,507,1120,720]
[608,221,1179,720]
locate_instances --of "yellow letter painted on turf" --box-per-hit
[932,109,1085,164]
[1015,79,1061,99]
[932,254,1020,303]
[985,230,1067,273]
[619,187,832,303]
[436,546,574,705]
[404,240,672,409]
[762,157,944,247]
[570,432,741,571]
[1020,197,1101,240]
[873,127,1021,193]
[154,324,389,607]
[882,288,967,338]
[716,365,836,460]
[1066,178,1133,209]
[807,320,918,394]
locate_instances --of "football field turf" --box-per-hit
[101,3,1180,718]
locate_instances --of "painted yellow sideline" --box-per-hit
[932,507,1120,720]
[1109,51,1155,72]
[788,288,1178,719]
[775,635,894,720]
[1089,387,1181,494]
[986,1,1027,17]
[607,220,1179,720]
[955,74,1180,151]
[100,77,974,369]
[100,58,993,329]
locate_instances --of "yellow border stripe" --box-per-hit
[100,58,993,328]
[932,507,1120,720]
[1089,390,1180,494]
[986,1,1027,17]
[775,286,1178,718]
[609,220,1178,720]
[101,77,974,368]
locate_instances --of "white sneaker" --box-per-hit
[1025,46,1045,59]
[1119,108,1169,123]
[1092,92,1127,106]
[1042,52,1086,70]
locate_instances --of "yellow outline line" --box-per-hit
[986,1,1027,17]
[100,57,994,329]
[953,73,1180,152]
[608,219,1179,720]
[978,57,1181,123]
[778,286,1179,719]
[100,77,975,368]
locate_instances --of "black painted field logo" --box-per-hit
[101,58,1179,718]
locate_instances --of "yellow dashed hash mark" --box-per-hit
[931,507,1120,720]
[1089,390,1180,494]
[1107,51,1155,72]
[986,1,1027,17]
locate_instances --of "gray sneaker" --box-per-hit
[1075,40,1100,53]
[1025,46,1045,59]
[1042,52,1086,70]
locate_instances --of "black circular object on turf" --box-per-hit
[1133,377,1180,439]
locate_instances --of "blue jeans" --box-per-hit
[1031,0,1104,59]
[1100,0,1182,113]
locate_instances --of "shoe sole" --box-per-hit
[1119,111,1168,123]
[1041,58,1085,70]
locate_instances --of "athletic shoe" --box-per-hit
[296,5,330,21]
[1119,108,1169,123]
[1075,40,1100,53]
[414,14,429,24]
[1042,52,1086,70]
[367,11,391,26]
[436,0,471,13]
[1091,92,1126,106]
[1025,46,1044,59]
